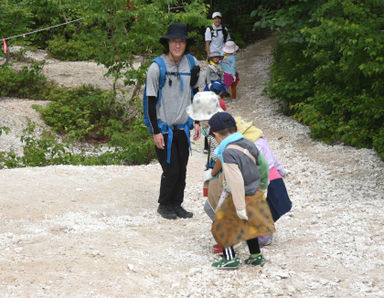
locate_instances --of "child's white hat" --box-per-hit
[186,91,223,121]
[223,41,239,54]
[208,51,224,59]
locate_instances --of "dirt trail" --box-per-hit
[1,37,384,297]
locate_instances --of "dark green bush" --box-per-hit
[46,35,97,61]
[0,63,53,99]
[0,63,155,166]
[34,84,156,164]
[0,119,156,169]
[35,85,115,141]
[253,0,384,160]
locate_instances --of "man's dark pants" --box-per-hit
[155,130,189,207]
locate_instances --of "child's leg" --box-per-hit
[212,245,240,269]
[231,83,237,101]
[204,135,209,151]
[208,174,224,211]
[247,238,261,255]
[204,199,216,221]
[245,238,266,266]
[223,246,236,260]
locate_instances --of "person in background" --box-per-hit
[204,51,224,90]
[254,134,292,245]
[203,78,226,153]
[205,11,231,58]
[234,117,292,246]
[221,40,240,103]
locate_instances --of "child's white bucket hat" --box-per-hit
[209,51,224,59]
[186,91,223,121]
[223,41,239,54]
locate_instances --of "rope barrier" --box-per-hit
[1,18,82,41]
[1,18,82,54]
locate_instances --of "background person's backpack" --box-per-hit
[143,54,196,134]
[209,26,229,43]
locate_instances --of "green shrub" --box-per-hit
[0,64,156,166]
[35,85,116,141]
[253,0,384,160]
[0,122,155,169]
[46,35,97,61]
[0,63,55,100]
[373,127,384,161]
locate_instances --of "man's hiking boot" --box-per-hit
[174,205,193,218]
[244,254,266,267]
[157,205,177,220]
[212,257,240,270]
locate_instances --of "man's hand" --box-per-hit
[193,123,201,141]
[153,133,165,149]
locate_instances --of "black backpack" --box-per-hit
[209,26,228,43]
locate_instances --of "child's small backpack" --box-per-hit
[143,54,196,134]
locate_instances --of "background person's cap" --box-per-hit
[212,12,222,19]
[208,51,224,59]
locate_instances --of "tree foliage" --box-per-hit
[83,0,209,94]
[0,1,32,41]
[206,0,269,47]
[1,1,211,166]
[253,0,384,160]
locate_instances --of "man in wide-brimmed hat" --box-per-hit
[145,23,202,220]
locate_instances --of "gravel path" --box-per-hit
[0,37,383,297]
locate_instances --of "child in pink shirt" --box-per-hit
[254,135,291,245]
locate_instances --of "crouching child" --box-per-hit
[208,112,275,269]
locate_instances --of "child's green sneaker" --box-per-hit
[212,257,240,270]
[244,254,266,267]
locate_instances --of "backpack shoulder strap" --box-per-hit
[186,54,197,99]
[209,26,214,38]
[222,26,228,42]
[186,54,196,69]
[153,56,167,88]
[227,144,257,164]
[152,56,167,106]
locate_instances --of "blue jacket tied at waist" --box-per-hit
[158,118,194,164]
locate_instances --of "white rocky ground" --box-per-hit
[0,37,384,297]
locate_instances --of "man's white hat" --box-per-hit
[186,91,223,121]
[212,12,222,19]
